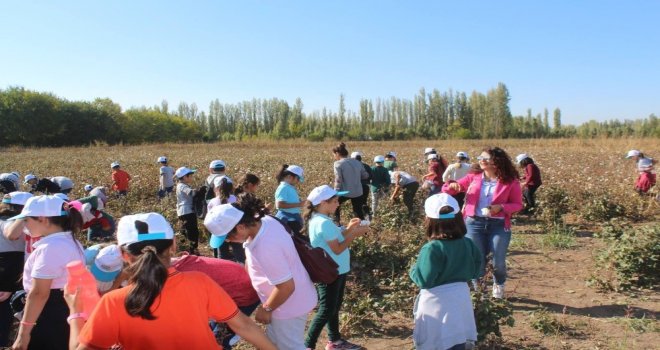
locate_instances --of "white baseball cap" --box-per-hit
[386,151,397,158]
[174,167,196,179]
[157,156,168,163]
[111,161,120,168]
[307,185,349,206]
[213,175,233,188]
[24,174,37,184]
[209,160,226,169]
[204,204,245,247]
[2,192,33,206]
[84,184,93,192]
[424,147,435,154]
[456,151,469,159]
[51,177,74,191]
[286,165,304,183]
[427,154,438,160]
[90,244,123,283]
[116,212,175,246]
[350,151,363,159]
[515,154,529,164]
[53,193,69,201]
[424,193,460,219]
[9,195,67,220]
[374,155,385,163]
[626,150,641,159]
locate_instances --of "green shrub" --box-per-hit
[536,186,572,224]
[589,224,660,291]
[580,193,626,221]
[540,223,577,250]
[528,308,567,335]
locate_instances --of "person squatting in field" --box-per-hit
[443,146,523,299]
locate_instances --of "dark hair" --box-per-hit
[354,155,362,162]
[332,142,349,157]
[235,173,260,195]
[0,202,22,217]
[484,147,519,183]
[275,164,299,183]
[457,156,469,162]
[231,193,267,228]
[519,157,535,167]
[47,206,84,237]
[123,238,173,320]
[425,206,466,240]
[215,178,234,204]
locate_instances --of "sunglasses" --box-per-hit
[477,156,492,162]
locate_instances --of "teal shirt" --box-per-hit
[308,213,350,274]
[383,160,397,171]
[369,165,391,192]
[409,238,482,289]
[274,181,301,214]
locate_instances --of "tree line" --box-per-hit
[0,84,657,146]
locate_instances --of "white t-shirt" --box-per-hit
[392,171,417,186]
[244,216,317,320]
[22,231,84,292]
[207,195,237,212]
[160,166,175,188]
[442,163,472,182]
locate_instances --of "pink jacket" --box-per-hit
[635,171,656,193]
[442,173,523,229]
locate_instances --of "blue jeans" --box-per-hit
[465,216,511,285]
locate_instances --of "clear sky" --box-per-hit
[1,0,658,125]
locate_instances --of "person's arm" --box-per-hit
[226,312,277,350]
[490,180,524,215]
[3,219,25,240]
[326,218,368,255]
[13,278,53,350]
[389,173,401,200]
[276,201,303,209]
[254,278,295,324]
[334,162,343,190]
[409,245,440,289]
[442,164,453,182]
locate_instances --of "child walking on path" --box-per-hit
[176,167,200,254]
[303,185,369,350]
[409,193,481,350]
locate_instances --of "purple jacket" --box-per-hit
[442,173,523,229]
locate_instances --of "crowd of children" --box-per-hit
[0,146,655,350]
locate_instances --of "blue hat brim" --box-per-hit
[336,191,349,197]
[91,262,121,282]
[209,234,227,249]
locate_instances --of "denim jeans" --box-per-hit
[465,216,511,285]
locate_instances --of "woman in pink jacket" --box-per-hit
[443,147,523,299]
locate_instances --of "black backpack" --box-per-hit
[193,185,209,219]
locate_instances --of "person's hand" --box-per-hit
[255,306,272,324]
[489,204,503,215]
[0,291,11,302]
[12,333,30,350]
[448,182,461,192]
[346,218,361,230]
[351,225,369,237]
[64,286,83,314]
[264,202,273,211]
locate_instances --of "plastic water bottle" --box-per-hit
[65,260,101,316]
[360,214,371,227]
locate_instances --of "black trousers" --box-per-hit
[26,290,69,350]
[334,195,365,224]
[178,213,200,251]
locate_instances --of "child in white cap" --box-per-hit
[409,193,480,350]
[205,160,228,201]
[7,195,84,350]
[50,176,74,194]
[369,155,390,216]
[0,192,32,346]
[87,244,124,294]
[274,164,306,240]
[0,172,20,193]
[442,152,472,208]
[302,185,369,350]
[175,167,200,254]
[208,176,244,263]
[157,156,175,198]
[110,162,131,196]
[65,212,276,350]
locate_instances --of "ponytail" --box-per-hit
[216,178,233,204]
[234,193,267,226]
[301,200,317,236]
[123,239,173,320]
[275,164,292,183]
[332,142,349,157]
[235,173,260,195]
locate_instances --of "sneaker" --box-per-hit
[326,339,362,350]
[492,284,505,299]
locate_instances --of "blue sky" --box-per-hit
[1,0,658,125]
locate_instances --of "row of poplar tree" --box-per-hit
[1,84,657,146]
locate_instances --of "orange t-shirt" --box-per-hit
[111,169,131,191]
[79,268,239,350]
